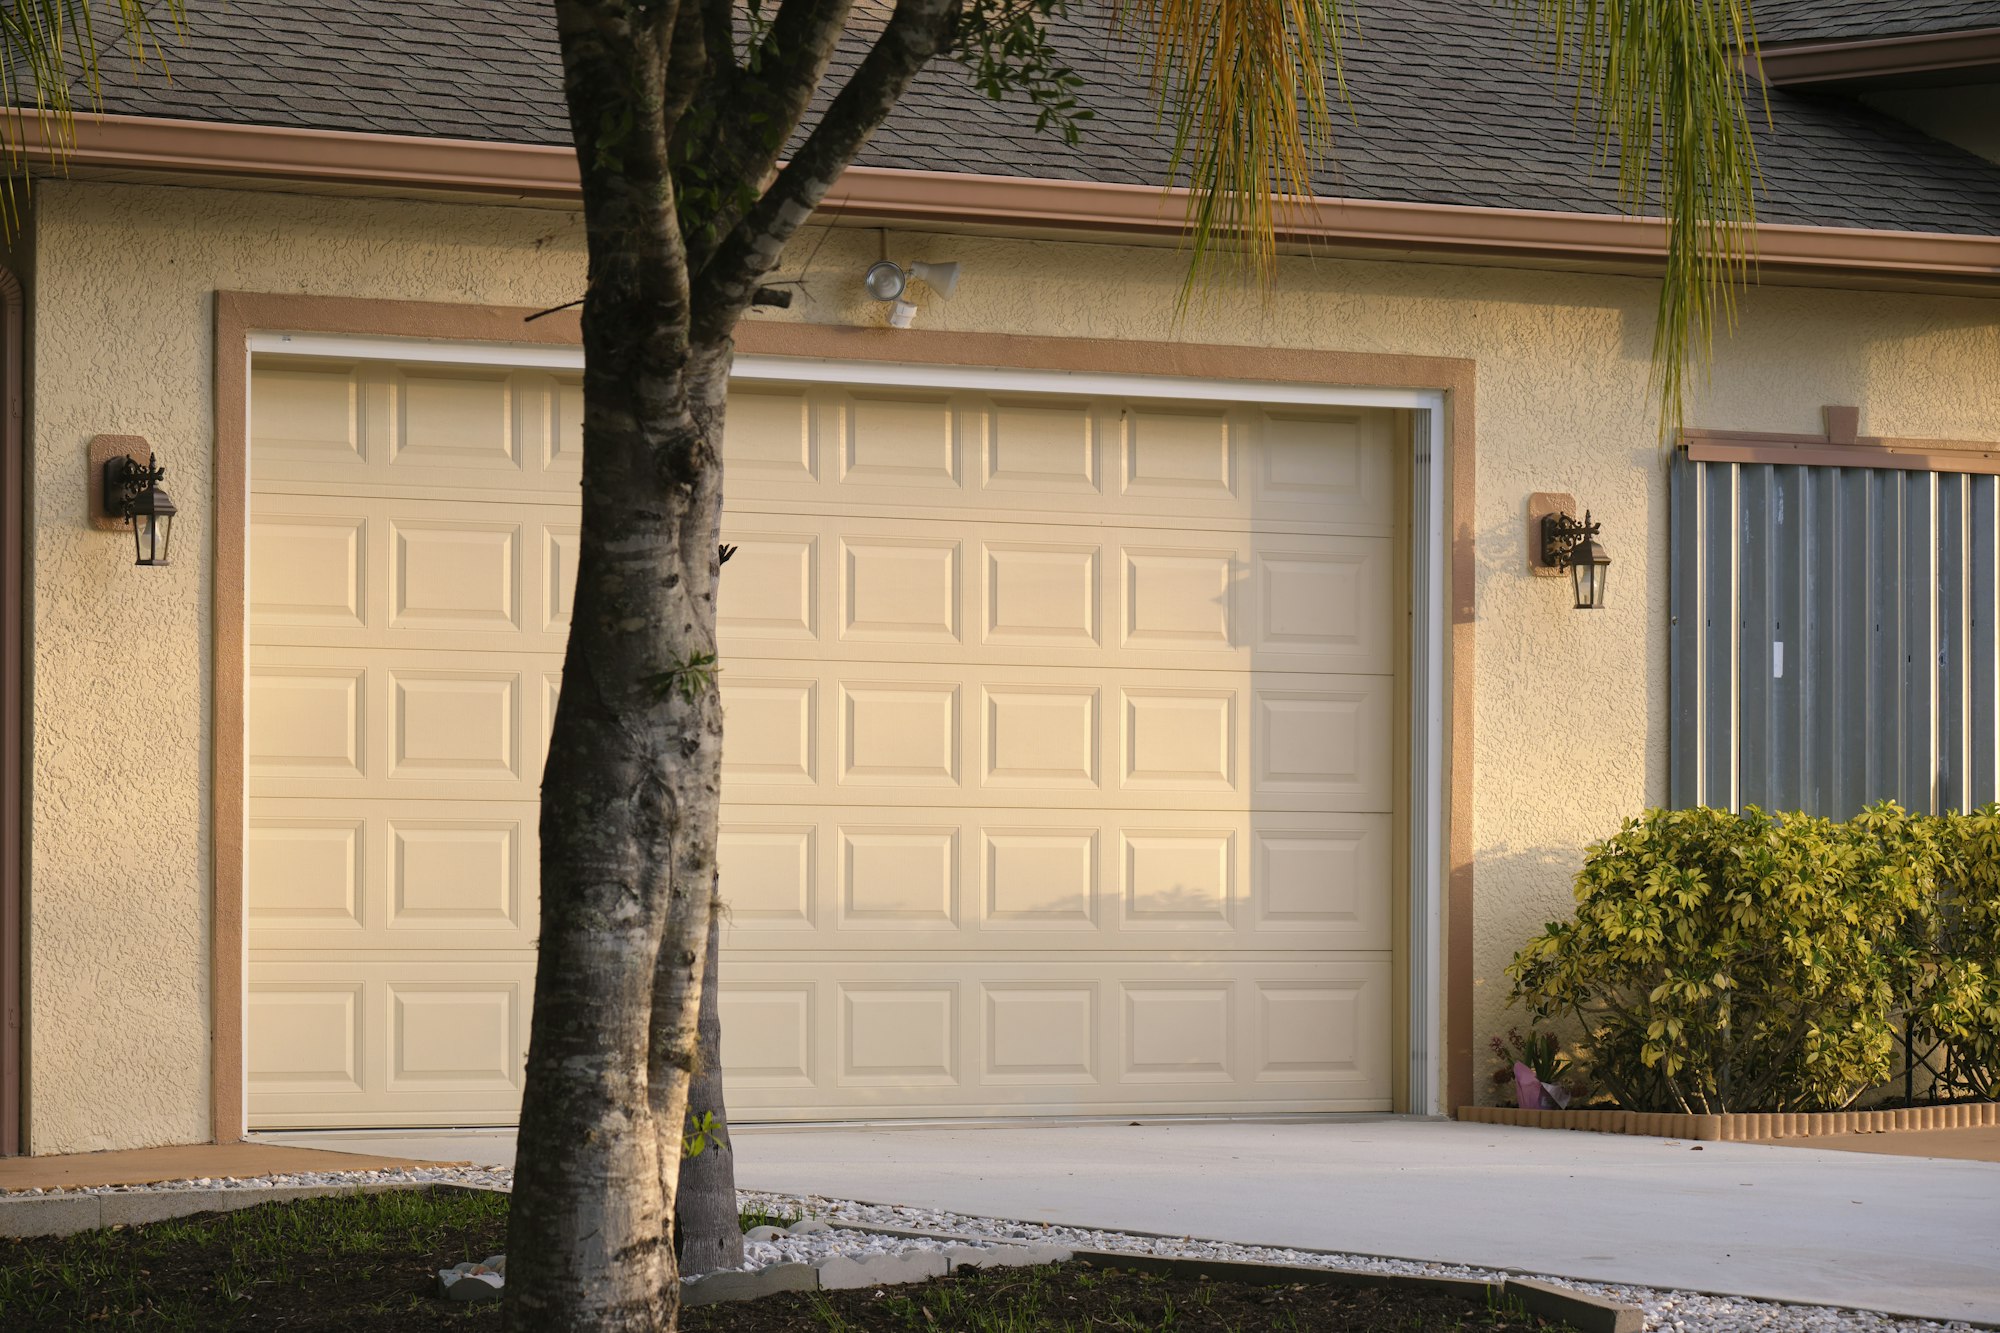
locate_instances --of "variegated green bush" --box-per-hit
[1907,807,2000,1100]
[1505,803,1991,1114]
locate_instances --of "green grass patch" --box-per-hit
[0,1186,507,1331]
[737,1204,800,1233]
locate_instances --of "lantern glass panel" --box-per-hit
[140,512,173,566]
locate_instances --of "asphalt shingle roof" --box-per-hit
[77,1,2000,238]
[1754,0,2000,44]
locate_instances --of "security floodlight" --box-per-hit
[909,261,960,300]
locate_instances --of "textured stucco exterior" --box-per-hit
[20,178,2000,1151]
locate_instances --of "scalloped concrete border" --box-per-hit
[1457,1101,2000,1141]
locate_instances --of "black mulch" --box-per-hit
[681,1263,1577,1332]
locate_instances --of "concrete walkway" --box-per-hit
[270,1118,2000,1325]
[0,1141,440,1191]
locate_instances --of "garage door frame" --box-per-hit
[210,291,1476,1141]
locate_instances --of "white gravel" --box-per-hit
[0,1164,512,1196]
[6,1167,1980,1332]
[734,1221,1031,1272]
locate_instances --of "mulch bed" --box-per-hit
[682,1264,1575,1332]
[0,1188,1575,1332]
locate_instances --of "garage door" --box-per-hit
[244,352,1400,1127]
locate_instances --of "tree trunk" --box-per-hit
[507,4,722,1328]
[505,353,727,1330]
[507,339,729,1330]
[512,0,962,1324]
[674,904,745,1275]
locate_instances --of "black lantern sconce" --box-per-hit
[102,451,177,567]
[1541,509,1611,610]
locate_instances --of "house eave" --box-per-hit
[26,111,2000,292]
[1757,27,2000,88]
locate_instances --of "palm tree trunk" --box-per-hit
[674,905,745,1275]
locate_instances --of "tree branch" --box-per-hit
[759,0,861,87]
[689,0,960,340]
[701,0,738,81]
[663,0,713,128]
[675,0,859,273]
[556,0,694,353]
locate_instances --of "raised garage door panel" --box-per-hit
[247,355,1401,1127]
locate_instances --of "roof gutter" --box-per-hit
[1757,26,2000,86]
[36,112,2000,285]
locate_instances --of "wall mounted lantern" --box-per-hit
[1542,509,1610,610]
[102,451,177,566]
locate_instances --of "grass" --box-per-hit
[737,1204,801,1233]
[0,1187,507,1331]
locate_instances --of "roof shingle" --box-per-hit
[1754,0,2000,44]
[73,1,2000,238]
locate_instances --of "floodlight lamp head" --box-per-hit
[909,261,960,300]
[863,260,906,301]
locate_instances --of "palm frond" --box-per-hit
[1120,0,1763,430]
[0,1,182,229]
[1519,0,1765,432]
[1117,0,1355,289]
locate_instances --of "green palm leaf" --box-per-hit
[0,1,182,227]
[1122,0,1764,430]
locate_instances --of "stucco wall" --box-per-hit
[22,179,2000,1150]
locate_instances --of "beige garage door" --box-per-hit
[245,352,1401,1128]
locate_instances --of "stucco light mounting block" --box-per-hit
[1542,508,1610,610]
[102,451,177,567]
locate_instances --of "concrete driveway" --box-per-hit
[273,1117,2000,1324]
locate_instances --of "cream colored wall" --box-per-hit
[23,179,2000,1149]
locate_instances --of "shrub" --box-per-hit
[1908,807,2000,1099]
[1507,804,1931,1114]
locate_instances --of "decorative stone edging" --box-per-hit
[682,1232,1072,1307]
[1456,1101,2000,1142]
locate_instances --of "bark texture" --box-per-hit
[674,906,744,1275]
[508,5,712,1329]
[510,2,961,1327]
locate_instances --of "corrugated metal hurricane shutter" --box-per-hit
[1670,450,2000,817]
